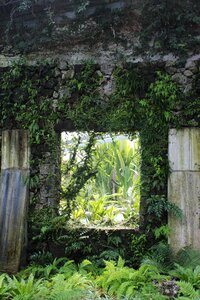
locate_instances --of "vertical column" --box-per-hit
[0,130,30,273]
[168,128,200,253]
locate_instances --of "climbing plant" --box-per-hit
[0,59,192,236]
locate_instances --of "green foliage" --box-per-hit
[142,242,174,274]
[48,272,90,300]
[130,234,147,267]
[154,225,170,240]
[0,274,10,298]
[29,251,54,266]
[0,60,195,241]
[96,257,166,299]
[62,133,140,226]
[171,264,200,289]
[61,61,104,130]
[7,274,45,300]
[2,254,200,299]
[147,195,183,221]
[0,61,58,147]
[139,71,181,229]
[177,281,200,299]
[61,131,98,216]
[175,247,200,269]
[94,136,140,199]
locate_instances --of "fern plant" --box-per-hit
[177,281,200,299]
[7,274,47,300]
[171,264,200,289]
[56,260,77,278]
[175,247,200,269]
[147,195,183,221]
[0,274,10,299]
[96,257,164,299]
[142,242,174,273]
[49,272,92,300]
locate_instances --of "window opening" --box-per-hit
[61,132,140,228]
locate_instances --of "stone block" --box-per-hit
[61,69,75,80]
[172,73,187,85]
[184,70,193,77]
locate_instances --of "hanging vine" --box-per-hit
[0,59,197,233]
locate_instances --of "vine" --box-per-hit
[0,59,195,237]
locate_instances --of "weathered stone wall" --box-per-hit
[0,0,141,55]
[0,0,200,275]
[0,0,200,239]
[0,52,200,209]
[1,0,199,57]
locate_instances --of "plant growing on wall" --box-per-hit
[0,60,187,238]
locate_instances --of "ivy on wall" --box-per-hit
[0,60,198,233]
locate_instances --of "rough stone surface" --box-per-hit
[185,60,198,73]
[58,86,71,98]
[61,69,75,80]
[184,70,193,77]
[172,73,187,85]
[58,60,68,70]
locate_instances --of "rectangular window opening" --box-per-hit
[60,131,141,229]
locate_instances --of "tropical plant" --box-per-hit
[0,274,10,299]
[171,264,200,289]
[142,242,174,274]
[93,135,140,200]
[61,133,140,227]
[2,251,200,300]
[49,272,91,300]
[147,195,183,221]
[7,274,46,300]
[96,257,166,299]
[177,281,200,299]
[175,247,200,269]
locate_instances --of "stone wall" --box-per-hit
[0,50,200,209]
[0,0,200,232]
[1,0,199,57]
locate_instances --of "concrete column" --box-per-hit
[168,128,200,253]
[0,130,30,273]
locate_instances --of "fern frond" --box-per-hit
[178,281,200,298]
[176,247,200,269]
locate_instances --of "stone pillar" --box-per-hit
[168,128,200,253]
[0,130,30,273]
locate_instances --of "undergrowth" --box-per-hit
[1,247,200,299]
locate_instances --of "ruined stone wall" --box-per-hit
[0,0,200,217]
[0,53,200,211]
